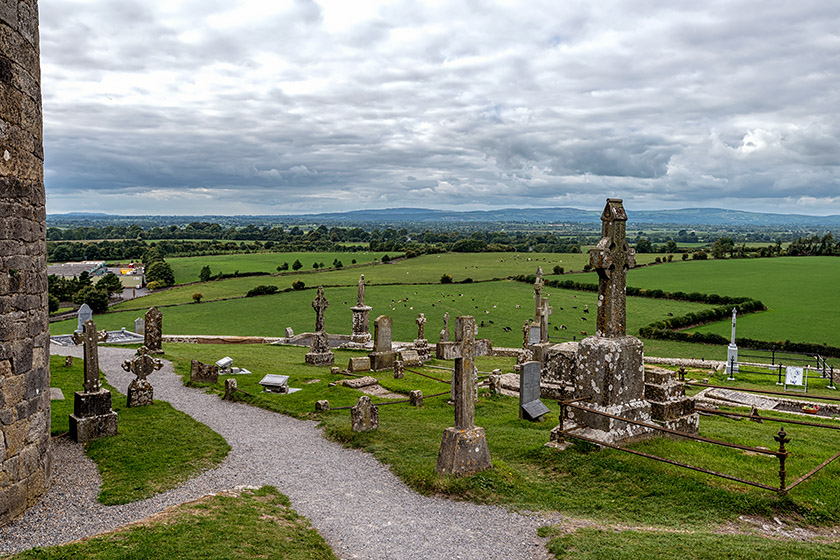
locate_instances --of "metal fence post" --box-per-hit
[774,428,790,494]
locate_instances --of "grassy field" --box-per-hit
[51,280,712,349]
[9,486,336,560]
[159,343,840,533]
[167,251,394,284]
[49,355,230,504]
[625,257,840,347]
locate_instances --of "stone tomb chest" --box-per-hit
[258,374,301,394]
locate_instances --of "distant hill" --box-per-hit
[47,207,840,228]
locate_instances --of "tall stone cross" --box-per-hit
[312,286,329,332]
[357,274,366,307]
[121,345,164,381]
[440,312,450,342]
[534,266,544,323]
[416,313,426,340]
[590,198,635,337]
[72,319,109,393]
[437,316,493,430]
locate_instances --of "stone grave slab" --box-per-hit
[344,376,378,389]
[398,349,422,366]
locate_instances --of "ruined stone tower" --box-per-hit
[0,0,53,525]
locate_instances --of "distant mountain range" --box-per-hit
[49,207,840,228]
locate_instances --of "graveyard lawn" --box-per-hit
[48,355,230,505]
[50,280,712,351]
[162,344,840,531]
[6,486,337,560]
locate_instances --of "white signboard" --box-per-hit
[785,366,804,386]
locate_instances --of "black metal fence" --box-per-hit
[733,349,835,389]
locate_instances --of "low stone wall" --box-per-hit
[643,356,725,370]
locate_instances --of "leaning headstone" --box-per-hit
[305,286,335,366]
[122,346,164,407]
[76,303,92,333]
[393,360,404,379]
[351,395,379,432]
[348,356,371,372]
[350,274,373,344]
[134,316,144,335]
[144,307,163,354]
[368,315,396,370]
[519,361,550,421]
[190,359,219,384]
[410,390,423,407]
[69,319,118,443]
[435,316,493,476]
[224,378,237,400]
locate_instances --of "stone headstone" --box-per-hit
[224,378,237,399]
[134,317,144,335]
[76,303,92,332]
[122,346,164,407]
[305,331,335,366]
[65,355,73,367]
[369,315,396,370]
[351,395,379,431]
[68,319,118,443]
[348,356,371,372]
[285,327,294,338]
[726,307,739,376]
[519,361,550,421]
[393,360,404,379]
[315,400,330,411]
[435,316,493,476]
[144,307,163,354]
[398,349,422,367]
[488,373,502,394]
[350,275,373,345]
[190,359,219,384]
[72,319,108,393]
[409,390,423,407]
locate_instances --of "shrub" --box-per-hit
[553,265,564,275]
[334,260,343,268]
[440,274,453,284]
[582,264,593,272]
[351,259,357,264]
[292,280,305,290]
[461,277,473,283]
[48,294,60,313]
[312,262,320,269]
[246,285,279,297]
[655,257,662,263]
[277,262,289,272]
[682,253,688,261]
[192,293,203,303]
[146,280,162,291]
[292,259,303,271]
[381,254,391,263]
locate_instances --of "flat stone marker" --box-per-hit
[351,395,379,432]
[344,376,378,389]
[258,374,291,393]
[519,361,550,421]
[398,349,422,367]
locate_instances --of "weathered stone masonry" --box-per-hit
[0,0,52,526]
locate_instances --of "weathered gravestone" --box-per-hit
[76,303,92,333]
[410,390,423,407]
[350,274,373,344]
[519,361,550,421]
[549,198,652,446]
[134,316,144,335]
[435,316,493,476]
[413,313,431,362]
[435,312,450,359]
[351,395,379,432]
[144,307,163,354]
[305,286,335,366]
[348,356,371,372]
[393,359,404,379]
[122,346,164,407]
[190,359,219,384]
[398,349,422,367]
[368,315,396,370]
[69,320,118,443]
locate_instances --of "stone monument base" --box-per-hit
[368,350,396,371]
[550,399,654,446]
[435,427,493,476]
[645,366,699,436]
[127,379,154,407]
[350,333,372,344]
[70,411,118,443]
[305,351,335,366]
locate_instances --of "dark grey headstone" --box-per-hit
[520,361,549,421]
[521,400,550,421]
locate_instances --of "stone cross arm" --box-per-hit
[436,338,492,360]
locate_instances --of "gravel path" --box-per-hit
[0,346,553,559]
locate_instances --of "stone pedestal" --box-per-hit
[127,379,154,407]
[435,427,492,476]
[369,351,396,371]
[413,340,432,363]
[644,367,699,435]
[305,331,335,366]
[540,342,578,400]
[350,305,372,344]
[560,335,653,445]
[726,343,739,377]
[69,390,118,443]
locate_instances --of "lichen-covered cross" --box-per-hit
[437,316,493,430]
[416,313,426,339]
[590,198,635,337]
[312,286,329,332]
[72,319,109,393]
[121,345,164,381]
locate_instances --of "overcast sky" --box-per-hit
[39,0,840,216]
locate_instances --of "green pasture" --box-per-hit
[118,252,661,309]
[160,343,840,531]
[625,257,840,347]
[51,280,712,348]
[167,251,393,284]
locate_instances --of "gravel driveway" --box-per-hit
[0,346,552,559]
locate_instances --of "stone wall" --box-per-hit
[0,0,52,526]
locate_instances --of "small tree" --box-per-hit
[96,272,124,295]
[277,262,289,272]
[312,262,320,269]
[199,265,212,282]
[440,273,453,284]
[292,280,305,290]
[553,265,564,275]
[192,293,203,303]
[146,261,175,287]
[73,286,109,313]
[292,259,303,271]
[48,294,60,313]
[381,254,391,263]
[351,259,357,264]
